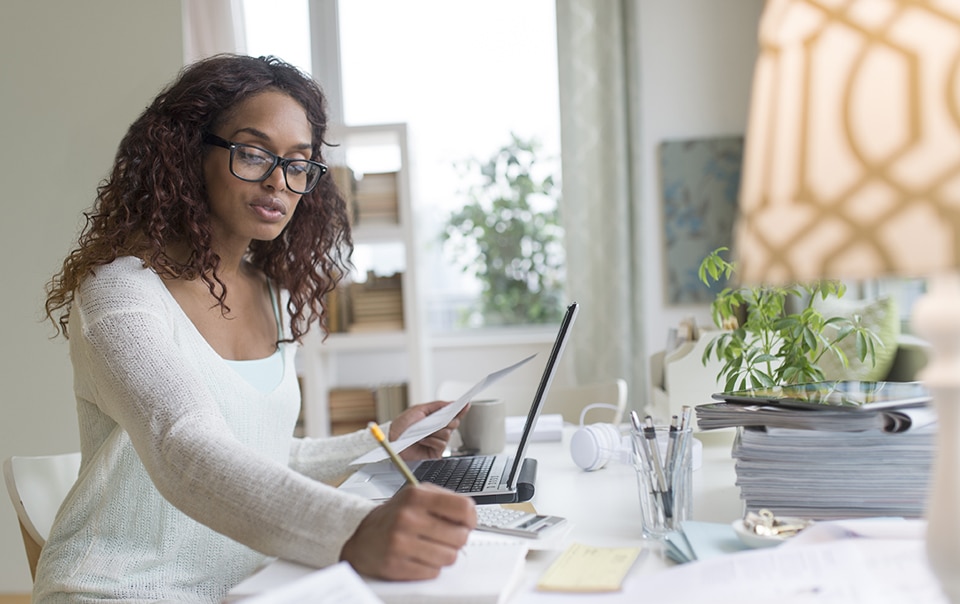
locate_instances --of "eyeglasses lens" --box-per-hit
[231,144,324,194]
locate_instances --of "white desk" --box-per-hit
[506,427,741,602]
[230,427,743,602]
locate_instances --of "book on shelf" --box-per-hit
[324,271,405,334]
[346,272,404,332]
[330,165,358,226]
[354,171,400,225]
[375,382,408,423]
[329,387,377,434]
[324,283,351,334]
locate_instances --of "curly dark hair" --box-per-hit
[44,54,352,343]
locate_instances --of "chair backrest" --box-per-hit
[3,453,81,579]
[436,378,628,425]
[545,379,628,425]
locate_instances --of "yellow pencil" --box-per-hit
[368,422,420,486]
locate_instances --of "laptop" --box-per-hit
[339,301,579,504]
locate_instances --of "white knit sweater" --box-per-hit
[33,257,378,603]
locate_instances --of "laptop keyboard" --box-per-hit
[414,455,500,493]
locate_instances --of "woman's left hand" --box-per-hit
[390,400,468,461]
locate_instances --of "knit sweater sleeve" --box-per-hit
[73,261,376,569]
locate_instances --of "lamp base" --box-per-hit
[914,275,960,602]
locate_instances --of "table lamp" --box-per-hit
[732,0,960,599]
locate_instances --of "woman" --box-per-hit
[39,54,475,603]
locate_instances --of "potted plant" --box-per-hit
[697,247,882,391]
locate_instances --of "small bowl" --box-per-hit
[731,519,787,549]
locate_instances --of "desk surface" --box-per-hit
[231,427,743,602]
[507,427,740,602]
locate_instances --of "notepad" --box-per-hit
[236,562,382,603]
[536,542,641,592]
[365,536,528,603]
[231,534,528,604]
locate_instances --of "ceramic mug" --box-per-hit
[458,399,506,455]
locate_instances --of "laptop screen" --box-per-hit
[506,302,579,488]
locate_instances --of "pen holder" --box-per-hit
[631,425,694,539]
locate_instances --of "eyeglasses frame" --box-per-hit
[202,132,327,194]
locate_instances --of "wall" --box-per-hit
[638,0,765,369]
[0,0,183,592]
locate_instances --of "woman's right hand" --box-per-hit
[340,483,477,580]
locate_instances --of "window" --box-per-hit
[242,0,312,72]
[245,0,564,332]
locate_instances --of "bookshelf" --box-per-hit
[298,123,429,437]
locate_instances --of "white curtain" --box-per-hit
[555,0,646,411]
[182,0,247,65]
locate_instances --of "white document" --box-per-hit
[351,354,536,465]
[230,561,383,603]
[228,534,528,604]
[637,534,947,603]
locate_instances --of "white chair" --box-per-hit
[436,378,628,425]
[3,452,81,579]
[548,379,628,425]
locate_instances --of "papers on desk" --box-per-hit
[233,562,381,603]
[639,519,949,603]
[230,533,528,604]
[733,425,935,519]
[536,542,642,593]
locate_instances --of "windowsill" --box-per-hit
[428,325,559,348]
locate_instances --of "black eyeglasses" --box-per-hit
[203,133,327,195]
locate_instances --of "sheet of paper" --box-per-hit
[232,562,382,604]
[637,538,947,603]
[536,542,642,592]
[351,354,536,465]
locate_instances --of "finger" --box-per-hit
[416,400,452,415]
[375,531,454,581]
[408,529,468,569]
[415,484,478,529]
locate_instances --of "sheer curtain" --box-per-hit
[555,0,646,410]
[182,0,246,65]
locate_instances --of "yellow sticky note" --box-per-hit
[536,542,641,592]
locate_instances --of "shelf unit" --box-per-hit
[298,123,430,437]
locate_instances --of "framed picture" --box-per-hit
[659,136,744,305]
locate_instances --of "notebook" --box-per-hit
[339,301,579,504]
[230,534,529,604]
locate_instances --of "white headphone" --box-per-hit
[569,404,632,471]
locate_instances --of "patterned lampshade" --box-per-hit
[734,0,960,285]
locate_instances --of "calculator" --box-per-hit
[476,505,567,538]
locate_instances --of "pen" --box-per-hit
[631,411,660,492]
[368,422,419,486]
[664,415,679,482]
[644,415,673,519]
[679,405,693,432]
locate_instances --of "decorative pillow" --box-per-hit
[813,295,900,382]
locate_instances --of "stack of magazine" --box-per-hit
[696,381,938,520]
